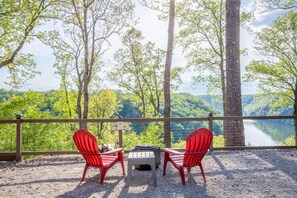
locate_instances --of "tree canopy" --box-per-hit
[245,11,297,101]
[0,0,58,88]
[109,28,181,118]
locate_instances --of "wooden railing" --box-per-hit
[0,113,296,161]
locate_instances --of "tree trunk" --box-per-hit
[220,55,228,136]
[293,83,297,146]
[141,97,146,118]
[82,73,89,129]
[82,0,89,130]
[77,81,83,127]
[293,103,297,146]
[225,0,245,146]
[76,58,84,128]
[164,0,175,148]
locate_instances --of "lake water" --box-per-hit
[244,120,295,146]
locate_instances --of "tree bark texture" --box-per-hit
[293,79,297,145]
[225,0,245,146]
[164,0,175,148]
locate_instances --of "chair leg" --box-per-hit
[127,160,133,185]
[119,151,125,175]
[100,168,108,184]
[199,164,206,182]
[163,152,169,176]
[81,164,89,181]
[178,167,186,185]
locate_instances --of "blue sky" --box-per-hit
[0,1,281,95]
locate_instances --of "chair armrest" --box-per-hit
[184,151,207,155]
[80,152,101,155]
[164,148,184,155]
[101,148,123,155]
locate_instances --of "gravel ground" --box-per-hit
[0,149,297,198]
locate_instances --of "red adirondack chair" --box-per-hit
[73,129,125,184]
[163,128,213,185]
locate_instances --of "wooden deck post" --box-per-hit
[208,112,214,151]
[16,114,23,162]
[117,118,123,148]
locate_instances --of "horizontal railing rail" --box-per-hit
[0,115,294,124]
[0,114,296,161]
[0,117,209,124]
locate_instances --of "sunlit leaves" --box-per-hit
[176,0,226,98]
[257,0,297,11]
[0,91,74,152]
[51,90,77,118]
[48,0,135,123]
[140,122,164,148]
[110,28,168,117]
[0,0,57,87]
[88,89,118,139]
[279,135,295,146]
[244,11,297,105]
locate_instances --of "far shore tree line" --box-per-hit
[0,0,296,146]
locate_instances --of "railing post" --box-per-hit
[16,114,23,162]
[208,112,214,151]
[117,117,124,148]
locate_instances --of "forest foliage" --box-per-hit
[0,89,222,152]
[0,89,294,152]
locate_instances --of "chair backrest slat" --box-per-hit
[183,128,213,167]
[73,129,103,168]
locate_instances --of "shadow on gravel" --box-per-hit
[1,177,78,187]
[0,161,83,170]
[0,156,84,170]
[56,175,125,198]
[116,174,215,198]
[56,168,216,198]
[209,152,280,177]
[210,154,235,180]
[254,150,297,181]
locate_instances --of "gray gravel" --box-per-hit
[0,149,297,198]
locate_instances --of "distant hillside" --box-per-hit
[243,95,293,116]
[197,94,293,116]
[171,93,219,117]
[0,89,24,103]
[1,89,293,117]
[117,92,223,140]
[197,95,223,113]
[171,93,223,139]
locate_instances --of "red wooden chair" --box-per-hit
[73,129,125,184]
[163,128,213,185]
